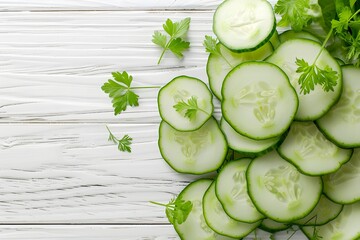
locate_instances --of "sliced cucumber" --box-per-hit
[215,159,264,223]
[302,201,360,240]
[269,30,281,49]
[278,121,353,175]
[174,179,236,240]
[279,30,321,43]
[294,195,343,226]
[259,218,290,233]
[206,42,273,100]
[158,117,227,174]
[213,0,275,52]
[266,39,342,121]
[323,148,360,204]
[220,118,281,154]
[247,151,322,222]
[316,66,360,148]
[221,61,298,140]
[203,182,261,238]
[158,75,213,131]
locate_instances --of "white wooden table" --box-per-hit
[0,1,306,239]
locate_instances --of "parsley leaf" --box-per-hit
[106,126,133,153]
[173,96,209,121]
[101,71,139,115]
[275,0,316,31]
[203,35,233,67]
[150,196,193,225]
[332,7,353,33]
[203,35,221,55]
[152,18,191,64]
[296,58,338,94]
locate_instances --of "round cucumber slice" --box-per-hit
[278,121,353,176]
[174,179,237,240]
[203,182,261,238]
[316,66,360,148]
[302,201,360,240]
[158,117,227,175]
[266,39,342,121]
[215,159,265,223]
[323,148,360,204]
[247,151,323,222]
[206,42,273,100]
[259,218,290,233]
[279,30,321,43]
[221,61,298,140]
[158,75,213,132]
[213,0,276,52]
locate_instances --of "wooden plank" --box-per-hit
[0,0,223,11]
[0,225,306,239]
[0,11,222,123]
[0,123,212,223]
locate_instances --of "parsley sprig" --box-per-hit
[152,18,191,64]
[203,35,233,67]
[106,126,133,153]
[150,196,193,225]
[173,96,210,121]
[101,71,160,115]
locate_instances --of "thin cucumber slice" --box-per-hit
[259,218,290,233]
[158,117,227,174]
[203,182,261,238]
[302,201,360,240]
[213,0,276,52]
[247,151,323,222]
[278,121,353,175]
[294,195,343,226]
[279,30,321,43]
[269,30,281,49]
[206,42,273,100]
[316,66,360,148]
[220,118,281,154]
[266,39,342,121]
[158,75,213,132]
[174,179,236,240]
[221,61,298,140]
[323,148,360,204]
[215,159,265,223]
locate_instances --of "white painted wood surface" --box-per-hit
[0,0,308,238]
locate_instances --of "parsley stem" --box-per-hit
[149,201,169,207]
[312,28,333,66]
[350,9,360,21]
[131,86,162,89]
[157,37,173,64]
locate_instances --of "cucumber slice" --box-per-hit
[302,201,360,240]
[213,0,276,52]
[269,30,281,49]
[174,179,237,240]
[279,30,321,43]
[266,39,342,121]
[247,151,323,222]
[323,148,360,204]
[158,75,213,132]
[206,42,273,100]
[221,61,298,140]
[316,66,360,148]
[294,195,343,226]
[259,218,290,233]
[203,182,261,238]
[215,159,265,223]
[158,117,227,174]
[278,121,353,175]
[220,118,281,154]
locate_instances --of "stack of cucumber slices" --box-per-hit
[156,0,360,239]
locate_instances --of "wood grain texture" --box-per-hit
[0,123,211,223]
[0,0,223,11]
[0,11,219,123]
[0,225,306,239]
